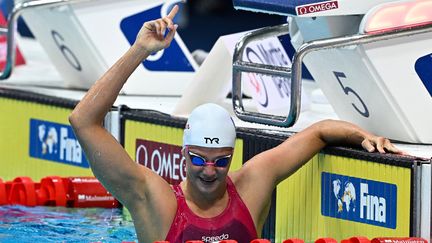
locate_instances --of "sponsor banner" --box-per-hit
[296,0,339,16]
[321,172,397,229]
[415,53,432,97]
[0,97,92,181]
[275,154,411,243]
[135,139,185,185]
[29,119,89,168]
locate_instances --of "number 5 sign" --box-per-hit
[333,71,369,118]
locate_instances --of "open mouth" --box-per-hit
[200,177,217,184]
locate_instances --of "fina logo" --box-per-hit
[332,179,356,214]
[29,119,89,168]
[321,172,397,229]
[38,124,59,156]
[120,4,195,72]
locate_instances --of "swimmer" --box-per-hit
[69,5,403,242]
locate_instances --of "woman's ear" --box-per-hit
[182,147,188,173]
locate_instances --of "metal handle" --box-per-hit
[232,20,432,127]
[0,0,88,80]
[232,23,301,127]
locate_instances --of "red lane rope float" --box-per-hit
[37,176,67,206]
[316,238,338,243]
[372,238,428,243]
[283,239,305,243]
[0,178,8,205]
[63,177,119,208]
[0,176,119,208]
[342,236,370,243]
[8,177,38,207]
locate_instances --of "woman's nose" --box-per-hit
[202,164,217,176]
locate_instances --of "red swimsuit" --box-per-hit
[165,177,258,243]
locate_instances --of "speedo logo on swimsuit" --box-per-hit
[201,233,229,243]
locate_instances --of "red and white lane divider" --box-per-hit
[0,176,119,208]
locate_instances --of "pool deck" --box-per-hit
[1,36,431,159]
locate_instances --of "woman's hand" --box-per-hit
[133,5,179,55]
[315,119,405,155]
[361,136,404,154]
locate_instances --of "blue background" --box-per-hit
[321,172,397,229]
[415,53,432,97]
[120,4,195,72]
[29,119,89,168]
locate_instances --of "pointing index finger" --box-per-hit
[167,5,179,20]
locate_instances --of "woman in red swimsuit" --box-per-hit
[69,5,403,243]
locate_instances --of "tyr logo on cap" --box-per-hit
[204,137,219,144]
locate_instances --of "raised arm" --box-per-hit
[69,6,179,208]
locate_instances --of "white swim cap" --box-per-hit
[183,103,236,148]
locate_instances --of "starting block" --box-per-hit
[18,0,197,95]
[232,0,432,143]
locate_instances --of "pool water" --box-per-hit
[0,205,137,243]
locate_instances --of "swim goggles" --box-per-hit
[186,149,232,167]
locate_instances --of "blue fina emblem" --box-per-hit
[29,119,90,168]
[321,172,397,229]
